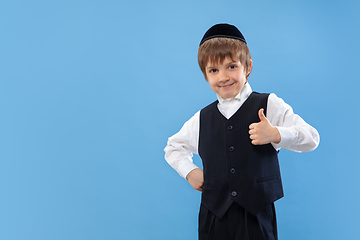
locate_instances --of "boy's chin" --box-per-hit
[220,94,236,99]
[219,91,240,99]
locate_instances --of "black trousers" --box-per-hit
[199,202,278,240]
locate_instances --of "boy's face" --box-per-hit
[205,56,251,99]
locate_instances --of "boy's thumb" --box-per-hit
[258,108,267,122]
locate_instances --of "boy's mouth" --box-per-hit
[219,82,234,88]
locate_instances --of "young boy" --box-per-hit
[164,23,319,240]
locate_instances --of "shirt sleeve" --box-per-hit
[267,93,320,152]
[164,111,200,179]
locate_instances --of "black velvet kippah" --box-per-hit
[199,23,246,46]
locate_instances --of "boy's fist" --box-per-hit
[249,108,281,145]
[186,168,204,192]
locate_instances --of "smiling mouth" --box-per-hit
[220,83,234,88]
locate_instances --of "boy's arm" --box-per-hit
[257,93,320,152]
[164,111,202,181]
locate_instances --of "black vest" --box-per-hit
[198,92,284,219]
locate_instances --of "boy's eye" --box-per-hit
[209,69,218,73]
[229,65,237,69]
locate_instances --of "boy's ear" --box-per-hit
[246,59,253,78]
[248,59,253,74]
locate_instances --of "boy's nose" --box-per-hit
[219,74,230,82]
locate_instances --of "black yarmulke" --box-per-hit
[199,23,246,46]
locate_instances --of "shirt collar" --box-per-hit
[216,83,253,105]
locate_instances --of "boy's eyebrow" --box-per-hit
[206,61,238,69]
[226,60,239,64]
[205,63,219,70]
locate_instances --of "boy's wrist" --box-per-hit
[272,126,281,144]
[182,165,199,180]
[273,126,296,148]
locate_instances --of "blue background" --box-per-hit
[1,0,359,239]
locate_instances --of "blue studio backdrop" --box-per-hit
[1,0,359,239]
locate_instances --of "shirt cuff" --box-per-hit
[178,161,199,179]
[272,126,298,151]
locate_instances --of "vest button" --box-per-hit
[231,191,237,197]
[229,146,234,152]
[230,168,236,173]
[227,125,233,130]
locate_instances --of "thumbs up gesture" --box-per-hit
[249,108,281,145]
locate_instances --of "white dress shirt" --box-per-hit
[164,83,320,179]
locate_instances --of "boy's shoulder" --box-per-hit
[251,91,271,97]
[201,100,218,112]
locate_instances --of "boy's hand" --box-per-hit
[186,168,204,192]
[249,108,281,145]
